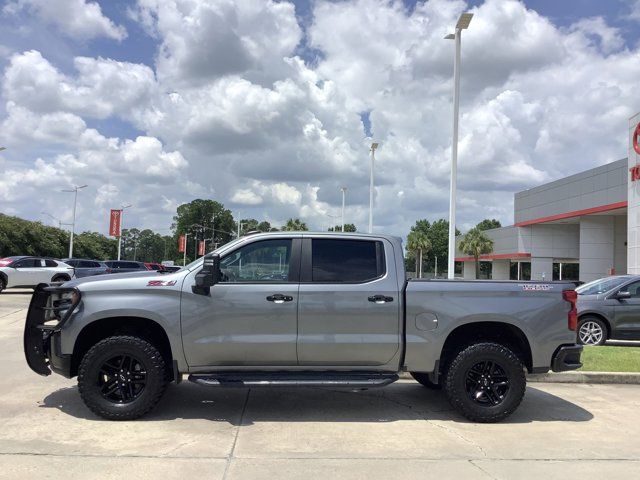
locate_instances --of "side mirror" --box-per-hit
[615,290,632,300]
[193,254,221,295]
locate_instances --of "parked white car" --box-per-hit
[0,256,74,293]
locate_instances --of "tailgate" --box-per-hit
[23,283,80,376]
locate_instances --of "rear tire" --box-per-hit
[51,275,70,283]
[443,342,526,423]
[0,276,5,293]
[410,371,441,389]
[577,316,607,346]
[78,335,168,420]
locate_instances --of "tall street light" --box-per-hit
[340,187,347,232]
[369,143,379,234]
[445,12,473,279]
[61,184,87,258]
[117,204,133,260]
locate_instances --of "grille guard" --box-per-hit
[23,283,80,376]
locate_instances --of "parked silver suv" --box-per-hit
[576,275,640,345]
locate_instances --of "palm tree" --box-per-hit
[458,227,494,279]
[407,230,431,278]
[282,218,308,231]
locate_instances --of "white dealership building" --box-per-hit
[456,112,640,283]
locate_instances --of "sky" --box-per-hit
[1,0,640,237]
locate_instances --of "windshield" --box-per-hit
[575,276,630,295]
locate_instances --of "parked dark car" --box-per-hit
[62,259,109,278]
[103,261,149,273]
[577,275,640,345]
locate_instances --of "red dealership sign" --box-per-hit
[634,122,640,156]
[109,209,121,237]
[198,241,205,256]
[178,235,186,253]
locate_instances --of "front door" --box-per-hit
[613,280,640,339]
[297,237,401,366]
[181,237,301,367]
[11,258,43,287]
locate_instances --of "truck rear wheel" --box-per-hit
[409,371,441,389]
[78,335,168,420]
[443,342,526,423]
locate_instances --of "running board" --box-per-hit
[187,372,399,388]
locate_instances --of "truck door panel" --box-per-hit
[297,238,401,366]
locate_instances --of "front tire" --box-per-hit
[577,316,607,346]
[78,335,168,420]
[443,342,526,423]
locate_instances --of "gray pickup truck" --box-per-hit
[24,232,582,423]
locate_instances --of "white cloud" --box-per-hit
[4,0,127,41]
[2,0,640,238]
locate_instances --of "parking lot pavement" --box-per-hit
[1,292,640,479]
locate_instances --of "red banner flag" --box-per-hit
[109,209,121,237]
[178,235,186,253]
[198,241,205,256]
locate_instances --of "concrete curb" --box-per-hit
[400,371,640,384]
[527,371,640,384]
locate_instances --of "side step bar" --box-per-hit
[188,372,399,388]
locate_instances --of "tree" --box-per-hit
[173,199,236,261]
[405,219,459,277]
[257,221,273,232]
[282,218,308,231]
[476,219,502,231]
[458,227,494,279]
[328,224,357,232]
[407,230,431,278]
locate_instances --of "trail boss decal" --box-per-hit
[147,280,177,287]
[519,284,551,291]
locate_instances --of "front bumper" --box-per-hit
[551,344,583,372]
[23,283,79,378]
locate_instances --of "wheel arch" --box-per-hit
[439,321,533,373]
[51,273,71,282]
[71,316,174,379]
[578,312,611,339]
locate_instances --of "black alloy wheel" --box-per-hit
[464,360,510,406]
[78,335,168,420]
[98,354,147,403]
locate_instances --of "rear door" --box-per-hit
[297,237,401,366]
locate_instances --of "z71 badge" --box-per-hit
[147,280,177,287]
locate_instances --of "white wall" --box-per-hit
[463,261,475,279]
[531,257,553,281]
[614,215,627,274]
[492,260,510,280]
[579,216,614,282]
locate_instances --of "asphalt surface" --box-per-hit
[1,289,639,479]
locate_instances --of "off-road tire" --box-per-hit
[443,342,526,423]
[410,371,441,389]
[78,335,168,420]
[577,316,607,346]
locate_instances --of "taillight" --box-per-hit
[563,289,578,331]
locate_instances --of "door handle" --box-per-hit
[368,295,394,304]
[266,294,293,304]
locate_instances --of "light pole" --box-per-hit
[117,204,132,260]
[340,187,347,232]
[369,143,378,234]
[445,12,473,279]
[61,184,87,258]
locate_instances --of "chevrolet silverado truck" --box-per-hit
[24,232,582,423]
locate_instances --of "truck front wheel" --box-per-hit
[443,342,526,423]
[78,335,169,420]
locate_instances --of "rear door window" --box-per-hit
[44,259,57,267]
[311,239,385,283]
